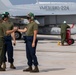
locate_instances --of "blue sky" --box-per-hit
[10,0,76,5]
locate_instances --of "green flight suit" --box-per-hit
[60,23,70,45]
[0,23,6,65]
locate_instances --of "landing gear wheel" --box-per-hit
[15,31,21,40]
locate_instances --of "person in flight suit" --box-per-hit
[2,12,17,69]
[60,21,70,46]
[18,12,39,72]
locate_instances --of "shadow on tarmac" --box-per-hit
[15,65,26,70]
[40,68,65,72]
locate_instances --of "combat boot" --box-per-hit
[0,65,5,71]
[23,66,32,72]
[2,62,6,69]
[30,66,39,73]
[10,63,16,69]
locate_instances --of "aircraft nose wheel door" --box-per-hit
[15,31,21,40]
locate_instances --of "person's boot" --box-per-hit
[0,65,5,71]
[10,63,16,69]
[23,66,32,72]
[30,66,39,73]
[2,63,6,69]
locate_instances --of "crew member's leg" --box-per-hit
[23,36,32,72]
[61,33,66,45]
[3,36,16,69]
[0,38,5,71]
[7,39,16,69]
[28,36,39,72]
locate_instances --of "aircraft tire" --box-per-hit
[15,31,22,40]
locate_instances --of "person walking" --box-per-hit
[18,12,39,72]
[2,12,16,69]
[60,21,70,46]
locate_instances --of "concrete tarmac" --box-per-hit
[0,38,76,75]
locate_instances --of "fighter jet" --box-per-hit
[0,0,76,40]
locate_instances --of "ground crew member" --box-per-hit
[18,12,39,72]
[0,16,6,71]
[2,12,17,69]
[60,21,70,46]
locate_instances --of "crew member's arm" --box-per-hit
[32,23,38,47]
[71,24,74,28]
[67,24,70,28]
[32,30,38,47]
[11,32,16,45]
[18,27,27,32]
[6,27,18,35]
[6,30,15,35]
